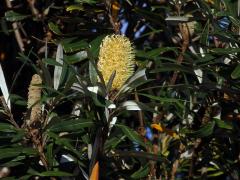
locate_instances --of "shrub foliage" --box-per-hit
[0,0,240,179]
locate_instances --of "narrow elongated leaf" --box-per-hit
[46,132,84,164]
[65,51,88,64]
[9,94,27,106]
[111,150,168,163]
[104,135,126,150]
[0,147,37,160]
[48,22,62,35]
[49,119,93,132]
[5,11,29,22]
[54,44,63,90]
[200,20,209,45]
[150,63,194,74]
[89,35,106,58]
[118,69,147,95]
[39,171,73,177]
[186,121,215,138]
[122,101,141,111]
[43,58,62,66]
[60,38,88,53]
[0,150,21,160]
[0,123,17,133]
[231,64,240,79]
[116,124,145,147]
[66,5,84,12]
[131,163,150,179]
[89,61,98,85]
[214,118,233,130]
[0,64,10,109]
[136,47,177,59]
[139,93,185,110]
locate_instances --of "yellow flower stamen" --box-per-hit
[97,34,135,90]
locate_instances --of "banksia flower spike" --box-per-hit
[97,34,135,90]
[27,74,42,126]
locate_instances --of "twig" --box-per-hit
[134,90,144,128]
[5,0,25,52]
[170,143,185,180]
[188,138,202,179]
[0,96,19,128]
[5,1,24,47]
[28,127,48,169]
[27,0,41,19]
[170,23,189,85]
[109,150,170,163]
[104,0,120,34]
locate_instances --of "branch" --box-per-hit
[170,23,190,85]
[5,0,25,52]
[170,143,185,180]
[27,0,41,19]
[104,0,120,34]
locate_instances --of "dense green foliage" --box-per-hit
[1,0,240,179]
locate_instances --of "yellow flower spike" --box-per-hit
[97,34,135,90]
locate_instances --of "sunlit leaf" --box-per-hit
[48,22,62,35]
[5,11,29,22]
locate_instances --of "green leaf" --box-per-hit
[1,177,18,180]
[66,5,84,12]
[11,130,25,142]
[48,118,94,132]
[104,136,126,150]
[134,8,164,26]
[207,171,224,177]
[48,22,62,35]
[39,171,73,177]
[89,61,98,85]
[2,161,23,167]
[43,58,63,66]
[46,132,84,165]
[89,35,106,58]
[211,48,240,55]
[214,118,233,130]
[186,121,215,138]
[115,124,145,147]
[9,94,27,106]
[231,64,240,79]
[200,20,209,45]
[0,150,21,160]
[150,63,194,74]
[5,11,29,22]
[46,143,54,167]
[60,38,88,53]
[65,51,88,64]
[136,47,177,60]
[0,123,17,133]
[112,150,168,163]
[131,163,150,179]
[74,0,96,4]
[0,147,36,160]
[139,93,185,110]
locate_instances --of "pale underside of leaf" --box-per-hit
[0,64,10,110]
[54,44,64,90]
